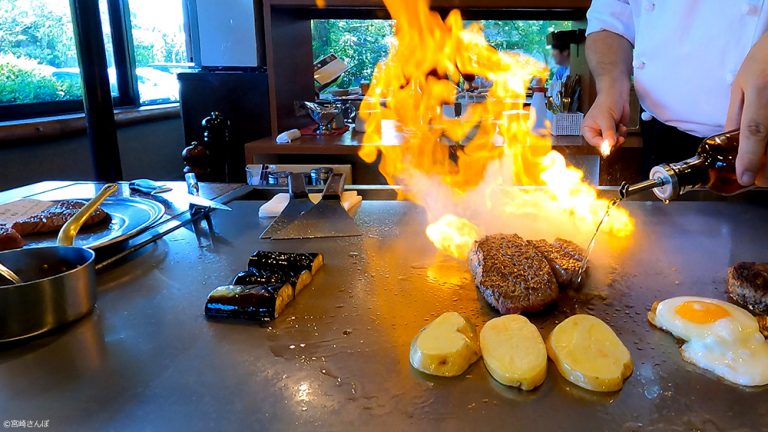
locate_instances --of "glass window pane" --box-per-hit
[310,19,573,90]
[473,20,573,68]
[0,0,82,105]
[129,0,189,105]
[98,0,119,98]
[311,19,394,91]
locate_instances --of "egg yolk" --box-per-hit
[675,301,730,324]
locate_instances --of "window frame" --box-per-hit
[0,0,187,122]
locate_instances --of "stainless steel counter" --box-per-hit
[1,199,767,431]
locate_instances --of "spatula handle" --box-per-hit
[322,173,345,201]
[288,172,308,199]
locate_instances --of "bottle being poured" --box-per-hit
[619,130,752,201]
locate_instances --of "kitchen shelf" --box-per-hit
[243,129,641,158]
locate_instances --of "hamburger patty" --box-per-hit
[468,233,559,314]
[727,262,768,315]
[11,200,110,236]
[528,238,586,290]
[0,226,23,251]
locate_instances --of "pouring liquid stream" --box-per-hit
[576,198,622,284]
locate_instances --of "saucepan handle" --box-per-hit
[288,172,308,199]
[57,183,118,247]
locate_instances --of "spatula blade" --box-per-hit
[271,173,361,240]
[260,173,315,239]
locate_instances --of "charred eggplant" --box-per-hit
[205,283,293,321]
[247,251,323,293]
[248,251,323,275]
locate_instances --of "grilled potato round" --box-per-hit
[410,312,481,377]
[480,315,547,390]
[546,314,633,392]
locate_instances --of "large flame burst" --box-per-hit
[358,0,634,258]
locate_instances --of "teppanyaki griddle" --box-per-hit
[1,199,767,430]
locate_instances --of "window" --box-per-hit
[311,19,573,91]
[312,20,394,90]
[128,0,189,104]
[0,1,83,105]
[0,0,190,121]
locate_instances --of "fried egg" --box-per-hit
[649,296,768,387]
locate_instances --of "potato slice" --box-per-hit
[410,312,481,377]
[546,314,633,392]
[480,315,547,390]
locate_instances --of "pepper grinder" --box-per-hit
[201,112,231,182]
[181,140,211,176]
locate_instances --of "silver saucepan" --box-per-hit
[0,184,117,342]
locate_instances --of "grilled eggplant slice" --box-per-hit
[232,269,293,294]
[241,267,309,294]
[205,283,293,321]
[247,251,324,294]
[248,251,323,275]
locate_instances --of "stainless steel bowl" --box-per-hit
[0,246,96,342]
[0,183,116,343]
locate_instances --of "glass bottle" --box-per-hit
[619,130,752,201]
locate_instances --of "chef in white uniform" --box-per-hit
[582,0,768,186]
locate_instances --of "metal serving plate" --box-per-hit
[22,197,165,250]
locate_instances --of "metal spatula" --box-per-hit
[260,172,315,239]
[271,173,361,240]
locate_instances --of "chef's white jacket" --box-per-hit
[587,0,768,137]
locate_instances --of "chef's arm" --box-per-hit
[582,31,633,151]
[581,0,635,152]
[726,33,768,187]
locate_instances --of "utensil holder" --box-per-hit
[549,112,583,136]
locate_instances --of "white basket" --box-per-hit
[550,112,583,136]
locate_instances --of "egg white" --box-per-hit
[651,296,768,387]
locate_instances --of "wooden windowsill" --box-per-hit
[0,103,181,144]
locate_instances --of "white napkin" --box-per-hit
[276,129,301,143]
[259,191,362,218]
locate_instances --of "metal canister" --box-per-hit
[310,167,333,185]
[268,171,291,186]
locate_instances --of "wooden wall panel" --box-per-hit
[264,8,316,133]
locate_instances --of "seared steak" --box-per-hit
[0,226,23,251]
[529,238,586,289]
[727,262,768,315]
[468,234,559,314]
[11,200,110,236]
[758,316,768,338]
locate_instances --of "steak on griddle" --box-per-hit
[727,262,768,315]
[468,233,559,314]
[529,237,586,289]
[11,200,110,236]
[0,226,23,251]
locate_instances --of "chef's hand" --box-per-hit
[582,89,630,154]
[726,33,768,187]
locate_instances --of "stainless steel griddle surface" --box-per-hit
[1,200,767,431]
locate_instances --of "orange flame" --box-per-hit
[425,214,481,259]
[359,0,633,258]
[600,139,612,157]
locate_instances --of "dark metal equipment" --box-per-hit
[70,0,123,182]
[260,172,315,239]
[271,173,361,240]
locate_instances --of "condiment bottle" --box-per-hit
[619,130,752,201]
[529,85,548,135]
